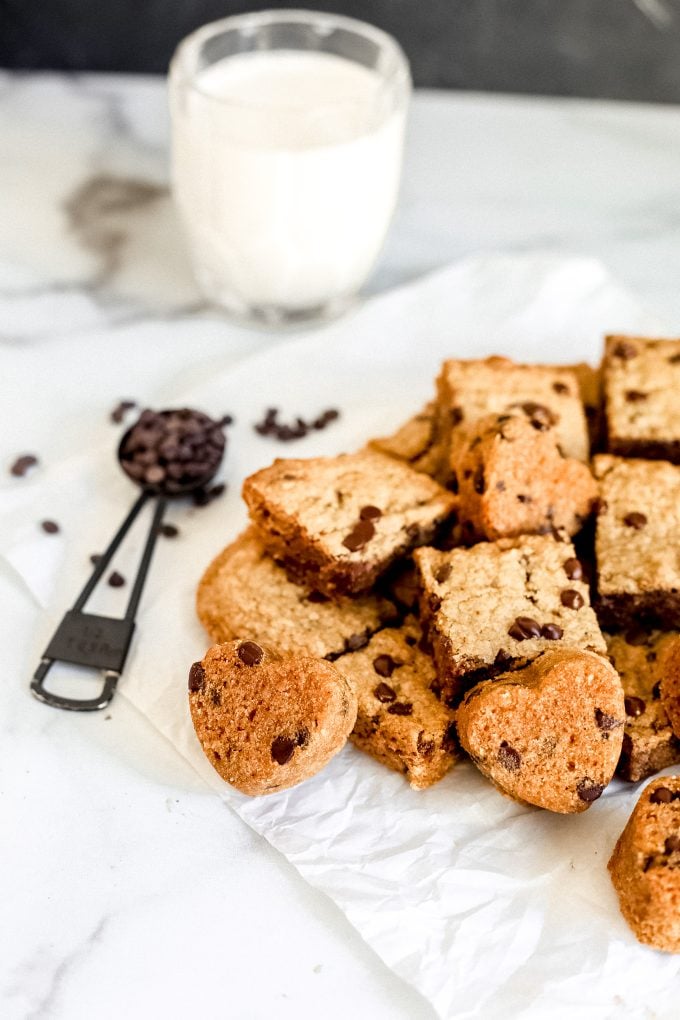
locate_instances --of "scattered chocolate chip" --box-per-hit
[497,741,521,771]
[508,616,542,641]
[306,589,330,603]
[428,593,442,613]
[576,778,605,803]
[238,641,264,666]
[10,454,38,477]
[624,696,646,718]
[373,654,401,678]
[111,399,137,424]
[373,682,397,703]
[561,589,584,610]
[436,563,452,584]
[89,553,101,565]
[387,702,413,716]
[159,523,179,538]
[494,648,513,668]
[108,571,125,587]
[192,483,226,507]
[40,520,59,534]
[595,708,622,731]
[552,381,570,395]
[625,390,648,403]
[345,632,367,652]
[518,402,557,430]
[188,661,205,692]
[271,736,296,765]
[219,414,234,427]
[417,732,435,756]
[342,518,375,551]
[540,623,563,640]
[516,494,532,504]
[613,341,638,360]
[210,688,221,706]
[295,728,310,747]
[665,834,680,854]
[255,407,339,440]
[360,505,382,521]
[650,787,673,804]
[563,557,584,581]
[450,407,464,426]
[623,512,647,529]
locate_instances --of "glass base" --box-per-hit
[201,289,358,332]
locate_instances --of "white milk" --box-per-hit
[171,50,407,316]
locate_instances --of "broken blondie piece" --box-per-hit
[414,534,606,705]
[243,449,456,596]
[604,334,680,463]
[337,617,459,789]
[594,455,680,629]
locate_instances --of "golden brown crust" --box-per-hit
[453,410,598,542]
[189,641,357,797]
[608,776,680,953]
[457,648,625,813]
[196,527,397,657]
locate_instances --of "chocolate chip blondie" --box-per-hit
[243,449,456,596]
[604,334,680,462]
[434,356,590,485]
[605,631,680,782]
[336,617,459,789]
[594,455,680,629]
[454,410,598,542]
[189,640,357,796]
[457,648,624,813]
[414,534,606,705]
[197,527,398,659]
[609,776,680,953]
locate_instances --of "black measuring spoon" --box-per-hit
[31,408,226,712]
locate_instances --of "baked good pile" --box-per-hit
[190,336,680,953]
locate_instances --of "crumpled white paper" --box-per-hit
[4,254,680,1019]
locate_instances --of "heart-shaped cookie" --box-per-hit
[189,640,357,796]
[456,648,625,813]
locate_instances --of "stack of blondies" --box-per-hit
[192,336,680,952]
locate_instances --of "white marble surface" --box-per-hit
[3,73,680,1020]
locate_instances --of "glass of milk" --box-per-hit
[169,10,411,327]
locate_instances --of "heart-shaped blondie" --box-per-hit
[189,640,357,796]
[456,648,625,813]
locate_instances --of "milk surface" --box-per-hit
[171,50,406,315]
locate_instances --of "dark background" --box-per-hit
[3,0,680,102]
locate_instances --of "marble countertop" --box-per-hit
[3,73,680,1020]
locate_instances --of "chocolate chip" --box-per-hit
[89,553,101,565]
[613,341,638,360]
[495,480,507,492]
[210,688,221,706]
[295,728,310,747]
[159,523,179,538]
[428,593,442,613]
[271,736,296,765]
[387,702,413,716]
[497,741,521,771]
[595,708,622,731]
[494,648,513,668]
[373,654,401,678]
[518,402,557,430]
[188,661,205,692]
[360,505,382,521]
[625,390,647,403]
[591,497,608,516]
[237,641,264,666]
[345,632,368,652]
[563,558,583,581]
[373,682,397,703]
[624,696,646,718]
[450,407,464,426]
[576,778,605,803]
[516,494,532,504]
[473,466,485,494]
[508,616,542,641]
[10,454,38,477]
[448,471,459,494]
[540,623,563,640]
[342,518,375,551]
[40,520,59,534]
[668,353,680,365]
[111,399,137,423]
[416,731,435,756]
[561,589,584,610]
[652,681,662,701]
[306,589,330,603]
[623,512,647,529]
[108,571,125,587]
[436,563,452,584]
[650,787,673,804]
[552,381,570,395]
[219,414,233,427]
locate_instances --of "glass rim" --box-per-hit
[169,8,411,114]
